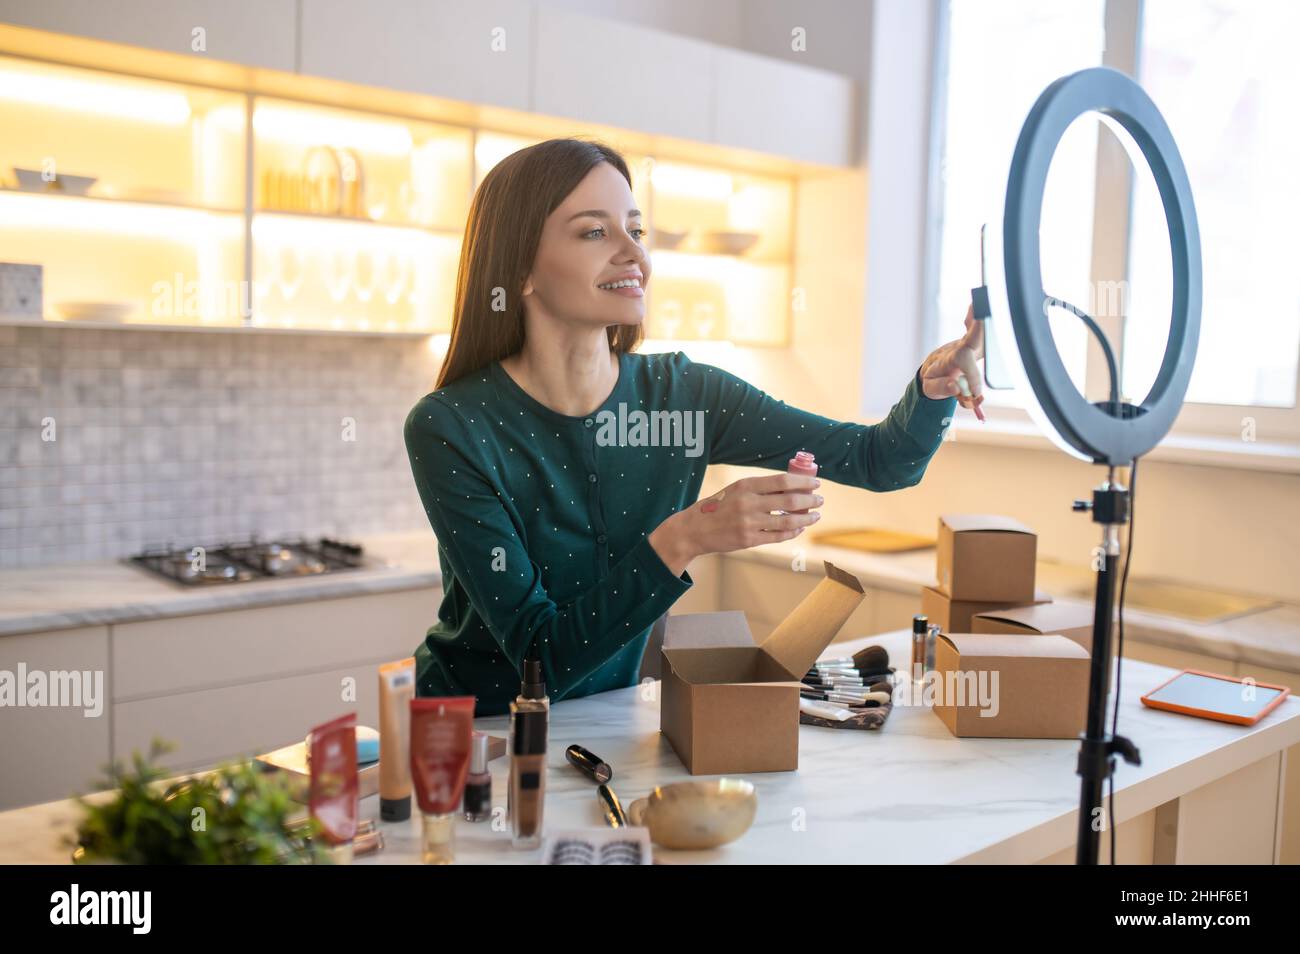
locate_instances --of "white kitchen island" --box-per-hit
[1,629,1296,864]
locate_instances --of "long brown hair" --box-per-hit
[434,137,645,390]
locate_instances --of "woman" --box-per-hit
[404,138,984,716]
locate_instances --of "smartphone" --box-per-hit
[977,223,1015,390]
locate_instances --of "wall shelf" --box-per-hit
[0,186,241,216]
[0,37,798,346]
[0,314,438,338]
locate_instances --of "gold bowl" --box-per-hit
[626,778,756,850]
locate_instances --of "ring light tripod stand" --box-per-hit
[977,66,1202,864]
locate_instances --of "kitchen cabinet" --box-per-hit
[0,625,110,811]
[1226,661,1299,865]
[0,0,297,71]
[0,587,437,810]
[114,662,393,773]
[712,46,857,167]
[532,6,857,168]
[533,4,715,144]
[299,0,533,112]
[110,587,431,772]
[112,588,433,700]
[1,5,822,343]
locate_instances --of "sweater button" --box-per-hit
[597,533,607,544]
[584,417,594,428]
[588,473,597,483]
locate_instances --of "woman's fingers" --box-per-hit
[744,472,819,496]
[761,491,823,513]
[760,510,820,533]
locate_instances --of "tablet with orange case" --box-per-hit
[1140,668,1291,726]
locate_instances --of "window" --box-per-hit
[1126,0,1300,410]
[932,0,1105,411]
[929,0,1300,447]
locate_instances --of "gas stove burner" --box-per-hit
[164,550,255,584]
[226,540,328,577]
[127,536,368,586]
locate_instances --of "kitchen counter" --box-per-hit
[4,525,1297,675]
[729,537,1300,675]
[2,628,1296,864]
[0,530,443,637]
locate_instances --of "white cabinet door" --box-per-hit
[112,587,439,700]
[299,0,533,111]
[0,0,297,71]
[0,626,110,811]
[533,5,714,143]
[713,46,857,167]
[114,662,394,772]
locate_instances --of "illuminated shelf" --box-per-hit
[0,50,798,344]
[648,246,790,266]
[251,206,462,237]
[0,186,241,216]
[0,314,435,338]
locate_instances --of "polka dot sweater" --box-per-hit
[403,349,956,716]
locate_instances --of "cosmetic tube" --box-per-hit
[378,658,415,822]
[410,696,475,864]
[308,712,359,864]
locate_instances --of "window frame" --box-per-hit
[922,0,1300,460]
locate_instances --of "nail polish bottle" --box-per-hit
[463,731,492,822]
[787,451,818,514]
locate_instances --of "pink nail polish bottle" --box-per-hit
[787,451,818,514]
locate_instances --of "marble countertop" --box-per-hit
[2,628,1297,864]
[0,530,444,637]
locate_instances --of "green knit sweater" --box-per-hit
[403,349,956,716]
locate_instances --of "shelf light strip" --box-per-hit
[0,191,238,237]
[252,104,414,155]
[0,66,191,123]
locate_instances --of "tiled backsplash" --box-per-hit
[0,325,442,568]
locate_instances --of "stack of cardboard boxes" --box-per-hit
[925,514,1093,739]
[922,514,1051,631]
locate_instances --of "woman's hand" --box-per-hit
[648,473,822,575]
[920,303,986,420]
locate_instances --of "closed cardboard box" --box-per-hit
[930,632,1088,739]
[660,562,866,774]
[971,602,1099,653]
[921,583,1052,633]
[936,514,1037,602]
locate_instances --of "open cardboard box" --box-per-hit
[660,562,866,774]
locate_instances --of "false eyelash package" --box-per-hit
[541,827,654,865]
